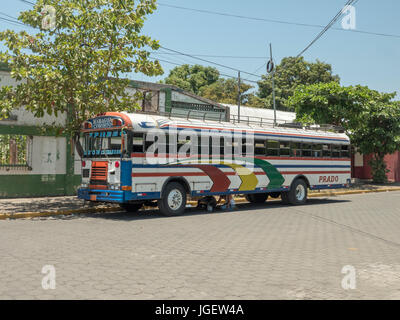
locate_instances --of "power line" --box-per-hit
[160,46,263,79]
[158,2,400,39]
[149,56,260,84]
[0,15,26,28]
[151,52,267,59]
[18,0,35,6]
[296,0,357,58]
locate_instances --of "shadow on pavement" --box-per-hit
[58,198,351,222]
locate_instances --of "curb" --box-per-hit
[1,187,399,220]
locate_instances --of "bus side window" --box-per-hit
[242,138,254,156]
[312,144,323,158]
[302,143,313,157]
[322,144,331,157]
[279,141,290,157]
[332,145,341,158]
[290,142,301,157]
[132,133,144,153]
[341,145,350,158]
[267,140,279,156]
[255,139,266,156]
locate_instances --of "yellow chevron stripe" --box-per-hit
[223,163,259,191]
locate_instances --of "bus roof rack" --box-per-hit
[278,122,345,133]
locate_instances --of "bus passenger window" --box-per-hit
[279,141,291,156]
[322,144,331,157]
[267,140,279,156]
[341,145,350,158]
[132,133,144,153]
[302,144,312,157]
[254,140,266,156]
[312,144,323,157]
[332,145,341,158]
[290,142,301,157]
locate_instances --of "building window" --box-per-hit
[0,134,32,170]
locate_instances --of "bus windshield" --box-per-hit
[83,130,126,158]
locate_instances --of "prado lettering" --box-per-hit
[319,176,339,183]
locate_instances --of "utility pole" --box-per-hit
[237,71,241,123]
[268,43,277,126]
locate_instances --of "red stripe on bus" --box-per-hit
[280,171,351,175]
[132,172,207,177]
[259,156,351,161]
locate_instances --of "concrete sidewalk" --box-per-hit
[0,181,399,219]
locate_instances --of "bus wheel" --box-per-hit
[281,192,290,204]
[288,179,308,205]
[120,203,143,213]
[245,193,268,204]
[158,182,187,216]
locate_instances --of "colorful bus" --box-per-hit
[77,112,351,216]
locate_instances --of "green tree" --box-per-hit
[0,0,163,155]
[199,78,253,105]
[289,82,400,183]
[162,64,220,95]
[254,57,339,110]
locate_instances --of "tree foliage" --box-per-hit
[289,82,400,182]
[0,0,163,154]
[162,64,220,95]
[253,57,339,110]
[199,78,253,105]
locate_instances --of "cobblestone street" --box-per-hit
[1,192,400,299]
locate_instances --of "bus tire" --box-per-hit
[120,203,143,213]
[288,179,308,205]
[245,193,268,204]
[158,182,187,216]
[281,191,290,204]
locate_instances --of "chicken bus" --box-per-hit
[77,112,351,216]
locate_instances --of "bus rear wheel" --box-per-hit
[286,179,308,205]
[158,182,187,216]
[245,193,268,204]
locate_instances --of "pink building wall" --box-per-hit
[352,151,400,182]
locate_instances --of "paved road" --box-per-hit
[1,192,400,300]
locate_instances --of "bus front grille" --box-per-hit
[90,161,108,189]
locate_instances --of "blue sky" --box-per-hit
[1,0,399,97]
